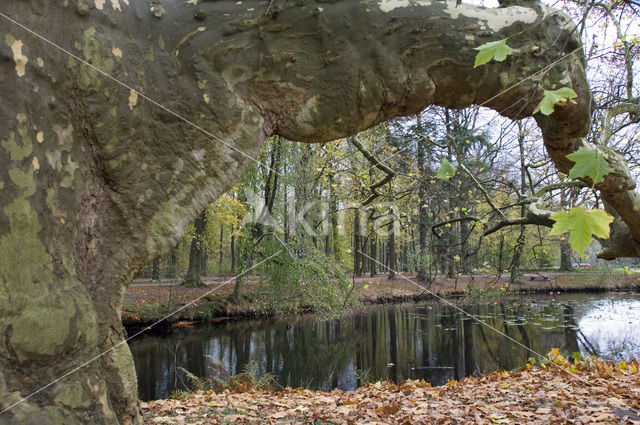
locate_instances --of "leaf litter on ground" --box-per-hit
[141,355,640,424]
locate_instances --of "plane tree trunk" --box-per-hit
[0,0,616,424]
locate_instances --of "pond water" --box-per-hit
[129,292,640,401]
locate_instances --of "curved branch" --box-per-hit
[598,102,640,147]
[432,216,480,239]
[483,199,555,236]
[350,136,396,205]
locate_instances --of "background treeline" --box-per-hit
[138,1,640,308]
[139,106,638,287]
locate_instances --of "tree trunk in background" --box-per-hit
[510,228,525,284]
[497,235,505,275]
[329,175,340,257]
[446,241,456,279]
[183,211,207,287]
[219,226,224,273]
[459,219,471,274]
[370,234,377,277]
[416,115,430,282]
[284,184,290,244]
[201,250,207,276]
[0,1,597,423]
[402,242,408,273]
[382,242,388,269]
[325,233,331,256]
[353,209,362,277]
[559,188,574,271]
[151,259,160,281]
[230,235,236,274]
[510,124,527,284]
[560,240,573,271]
[359,237,367,276]
[167,249,178,278]
[388,225,396,279]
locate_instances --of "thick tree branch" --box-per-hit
[432,216,480,239]
[598,102,640,147]
[483,199,555,236]
[534,181,588,197]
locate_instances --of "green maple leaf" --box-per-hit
[566,146,613,184]
[533,87,578,115]
[436,158,456,179]
[474,39,513,68]
[549,207,614,255]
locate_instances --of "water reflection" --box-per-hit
[129,292,640,400]
[578,299,640,359]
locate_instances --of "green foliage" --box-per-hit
[179,367,212,392]
[436,158,456,179]
[566,146,613,184]
[239,361,278,392]
[473,39,513,67]
[354,368,374,385]
[549,207,614,255]
[262,239,357,317]
[184,295,227,321]
[533,87,577,116]
[177,360,277,396]
[169,389,191,399]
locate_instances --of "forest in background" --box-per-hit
[135,0,640,314]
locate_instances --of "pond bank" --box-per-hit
[140,354,640,424]
[123,271,640,329]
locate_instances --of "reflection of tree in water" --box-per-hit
[130,295,640,400]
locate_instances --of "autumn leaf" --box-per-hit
[375,403,400,416]
[474,39,513,67]
[566,146,613,184]
[141,357,640,425]
[549,207,614,255]
[533,87,578,115]
[436,158,456,179]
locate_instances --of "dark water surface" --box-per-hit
[129,292,640,401]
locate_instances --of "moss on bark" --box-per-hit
[0,0,626,424]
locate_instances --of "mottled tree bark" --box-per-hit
[0,0,619,423]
